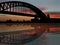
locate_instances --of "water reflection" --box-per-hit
[0,23,60,45]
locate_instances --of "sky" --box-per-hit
[0,0,60,21]
[0,0,60,12]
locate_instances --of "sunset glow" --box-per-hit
[0,12,60,21]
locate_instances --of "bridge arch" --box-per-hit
[0,1,46,20]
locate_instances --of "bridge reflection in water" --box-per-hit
[0,23,60,45]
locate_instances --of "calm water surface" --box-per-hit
[0,23,60,45]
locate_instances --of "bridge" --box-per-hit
[0,1,47,20]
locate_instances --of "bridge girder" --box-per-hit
[0,1,47,19]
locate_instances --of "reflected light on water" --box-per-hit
[0,23,60,45]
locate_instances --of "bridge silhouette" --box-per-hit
[0,1,47,22]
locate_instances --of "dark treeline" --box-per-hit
[0,14,60,23]
[0,20,32,23]
[0,18,60,23]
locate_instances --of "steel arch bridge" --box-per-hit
[0,1,46,20]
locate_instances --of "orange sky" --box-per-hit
[0,14,34,21]
[0,7,60,21]
[50,14,60,18]
[0,13,60,21]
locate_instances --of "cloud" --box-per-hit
[0,0,60,12]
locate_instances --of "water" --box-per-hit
[0,23,60,45]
